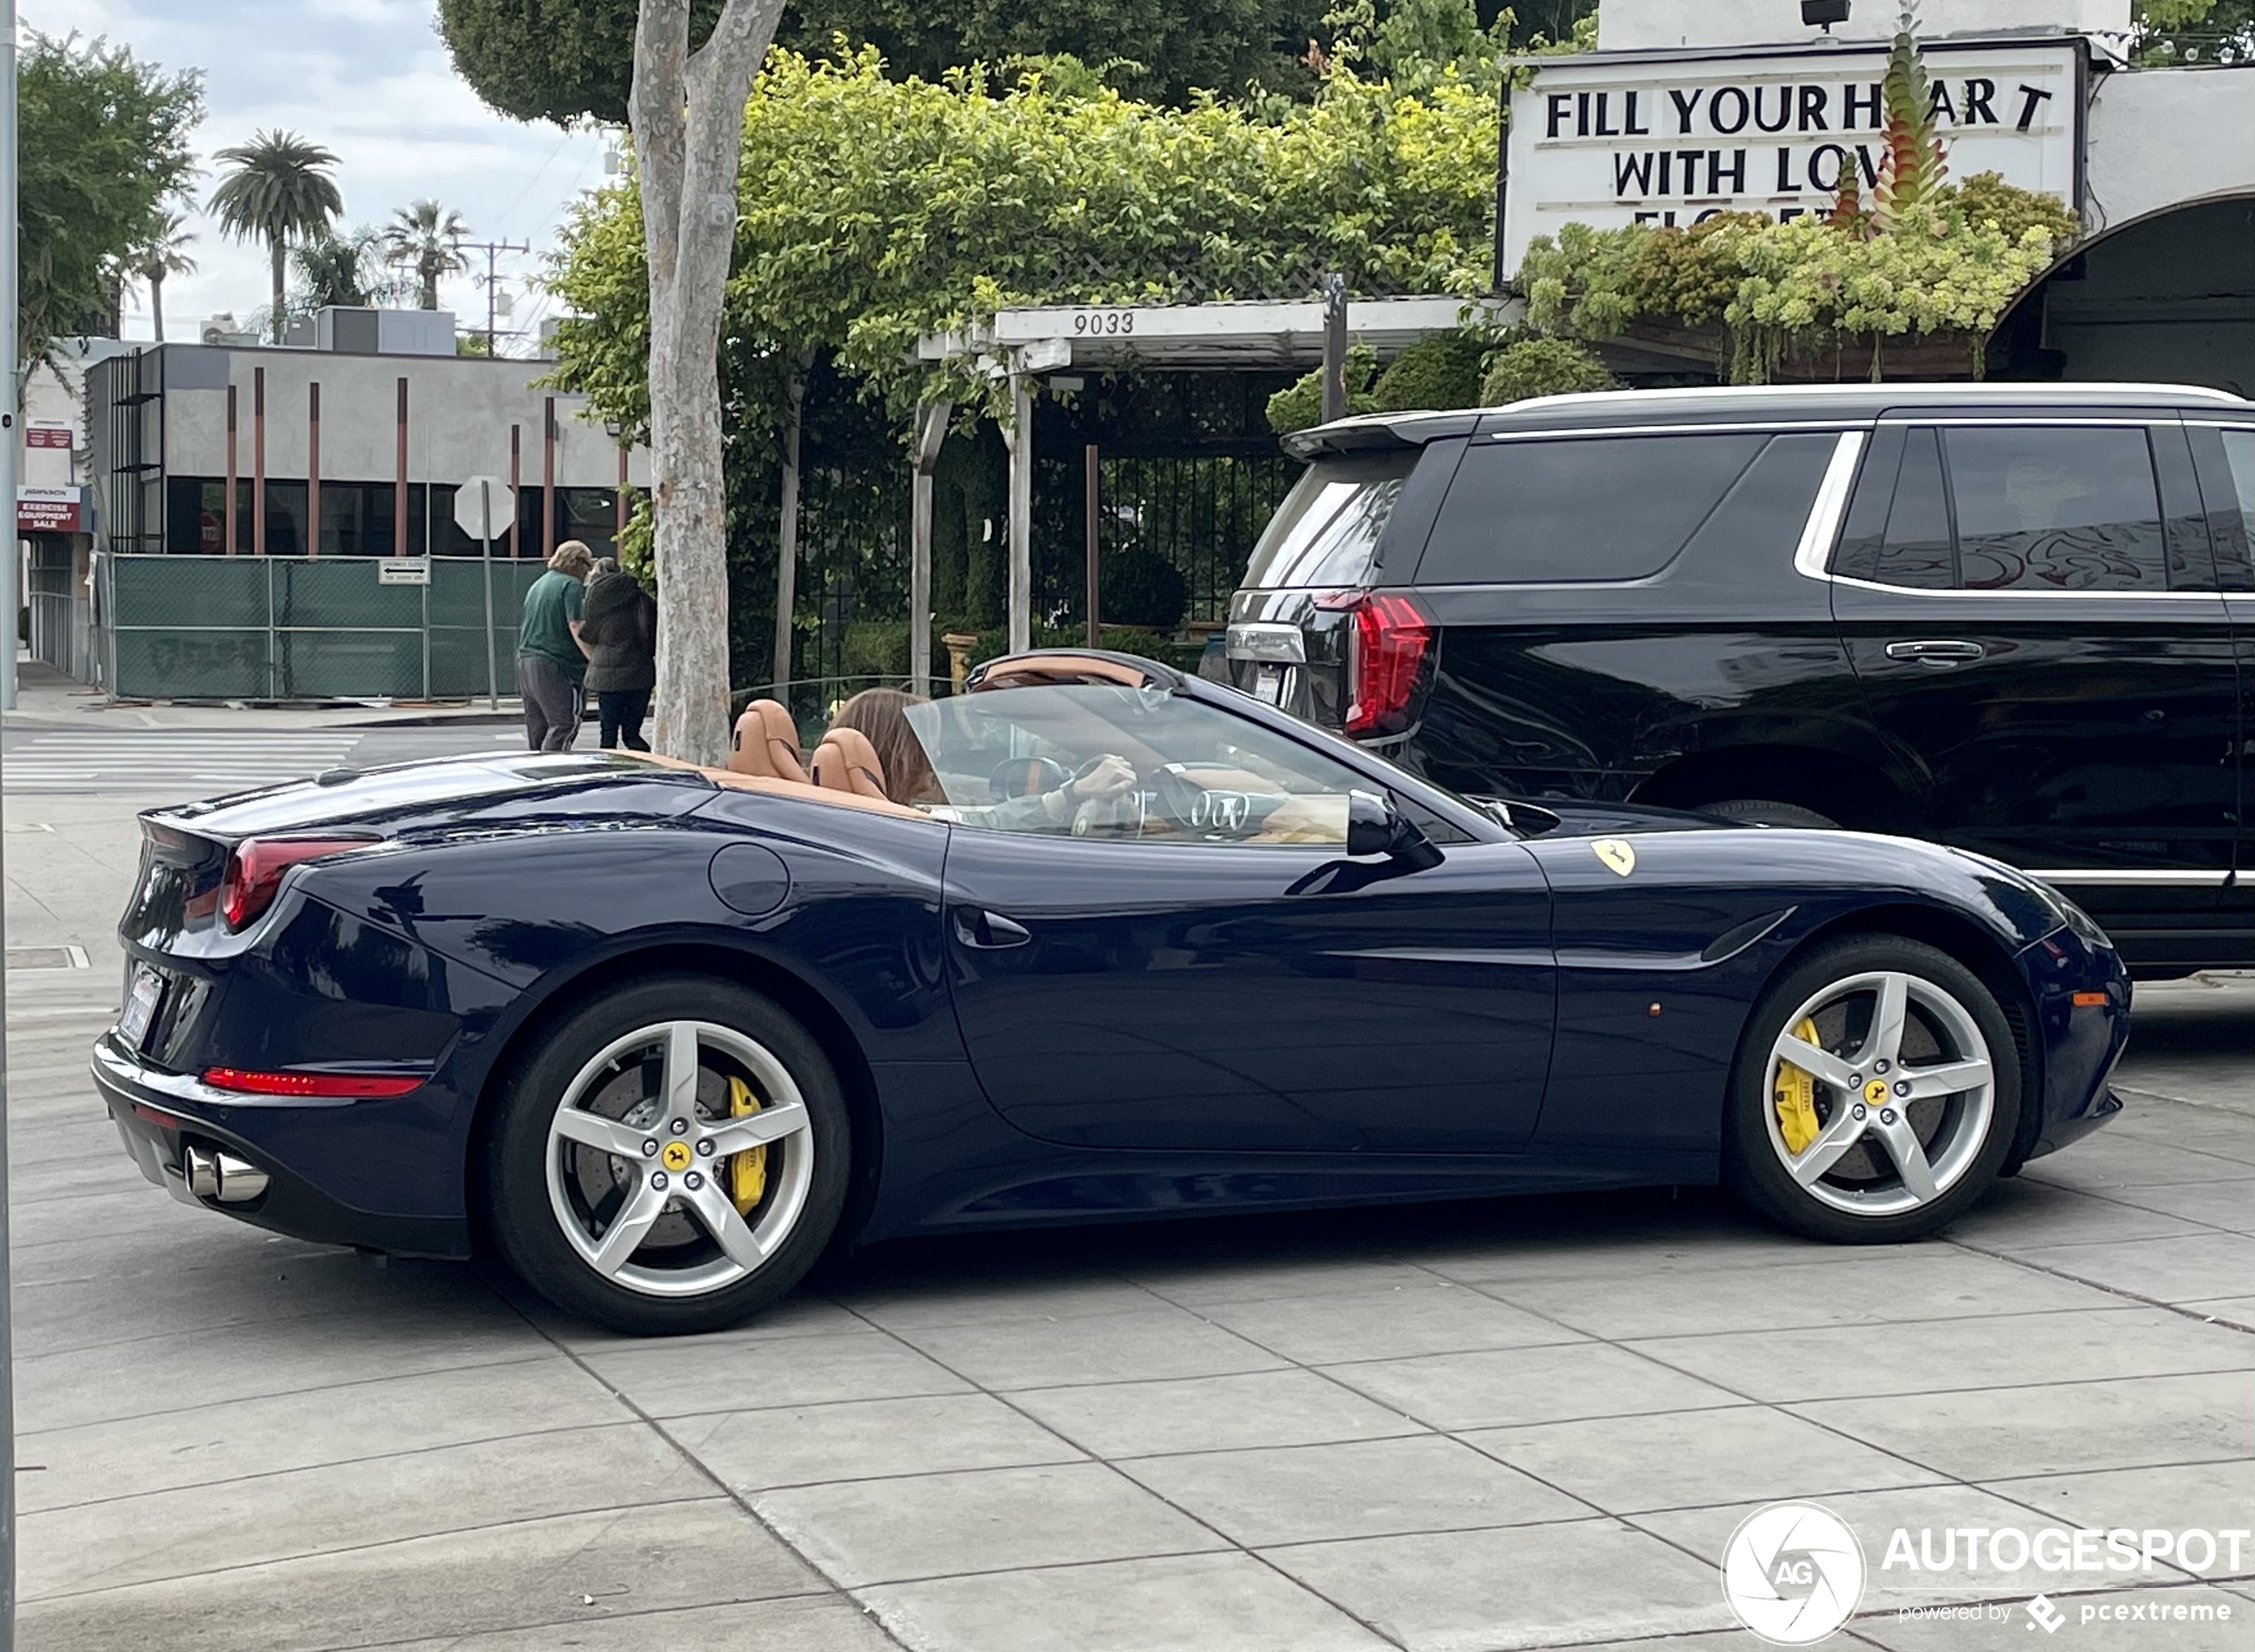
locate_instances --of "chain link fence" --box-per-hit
[104,555,551,701]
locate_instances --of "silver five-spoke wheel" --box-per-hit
[1727,937,2021,1244]
[544,1019,816,1298]
[1765,969,1995,1216]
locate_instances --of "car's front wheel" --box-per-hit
[485,976,851,1334]
[1724,937,2020,1244]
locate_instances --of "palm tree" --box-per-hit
[137,210,199,344]
[210,130,344,342]
[382,200,471,312]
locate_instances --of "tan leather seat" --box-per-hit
[729,699,808,784]
[811,727,890,801]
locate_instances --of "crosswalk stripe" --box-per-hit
[4,731,361,794]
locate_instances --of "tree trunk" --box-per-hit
[632,0,783,766]
[150,273,166,344]
[269,240,287,344]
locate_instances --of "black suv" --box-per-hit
[1227,383,2255,976]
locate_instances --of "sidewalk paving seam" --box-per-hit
[1396,1253,2196,1605]
[16,1416,656,1515]
[302,1590,873,1652]
[1942,1234,2255,1331]
[831,1293,1418,1651]
[487,1283,921,1652]
[17,1494,733,1606]
[14,1350,566,1439]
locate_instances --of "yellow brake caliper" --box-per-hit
[726,1076,768,1213]
[1774,1016,1824,1155]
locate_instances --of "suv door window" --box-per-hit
[1866,427,1956,589]
[1943,426,2169,592]
[1417,433,1765,583]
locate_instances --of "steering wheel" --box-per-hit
[1141,764,1212,833]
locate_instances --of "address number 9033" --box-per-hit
[1072,310,1135,335]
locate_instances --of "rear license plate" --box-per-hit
[1252,665,1286,706]
[119,963,163,1049]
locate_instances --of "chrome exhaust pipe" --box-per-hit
[214,1153,269,1204]
[185,1144,220,1198]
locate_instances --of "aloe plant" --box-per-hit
[1871,3,1947,232]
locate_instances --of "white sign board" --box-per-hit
[453,475,515,541]
[1500,39,2083,278]
[377,557,431,586]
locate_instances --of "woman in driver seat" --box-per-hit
[826,688,1135,829]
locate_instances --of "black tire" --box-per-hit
[1724,936,2021,1245]
[1702,798,1840,829]
[485,976,851,1334]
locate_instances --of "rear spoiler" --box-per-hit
[1280,410,1483,462]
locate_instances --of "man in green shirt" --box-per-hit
[517,540,596,750]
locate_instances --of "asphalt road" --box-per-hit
[4,771,2251,1652]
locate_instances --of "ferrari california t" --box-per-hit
[95,650,2128,1333]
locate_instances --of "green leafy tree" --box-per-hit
[383,199,472,310]
[437,0,1331,114]
[437,0,724,124]
[292,226,379,311]
[1478,336,1612,404]
[211,130,344,342]
[2130,0,2255,61]
[134,209,198,344]
[16,31,202,360]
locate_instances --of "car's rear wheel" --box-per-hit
[486,976,850,1334]
[1724,937,2020,1244]
[1701,798,1840,829]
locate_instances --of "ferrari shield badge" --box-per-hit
[1591,838,1637,878]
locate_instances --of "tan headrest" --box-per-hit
[729,699,808,785]
[811,727,890,801]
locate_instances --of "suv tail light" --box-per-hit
[1317,589,1432,739]
[218,835,379,930]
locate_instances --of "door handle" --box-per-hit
[1884,639,1986,666]
[954,910,1032,949]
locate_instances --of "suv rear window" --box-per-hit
[1238,453,1414,591]
[1416,433,1767,584]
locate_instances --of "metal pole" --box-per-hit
[0,0,20,1640]
[1005,370,1033,656]
[1320,273,1349,426]
[1083,443,1100,648]
[479,479,498,710]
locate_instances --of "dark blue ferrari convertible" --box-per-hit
[95,650,2129,1333]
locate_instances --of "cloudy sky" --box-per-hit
[29,0,611,350]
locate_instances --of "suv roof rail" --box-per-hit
[1284,381,2251,457]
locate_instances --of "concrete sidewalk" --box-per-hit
[3,658,521,732]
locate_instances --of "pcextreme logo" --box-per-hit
[1721,1501,1867,1645]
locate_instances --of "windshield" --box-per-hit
[902,684,1378,846]
[1239,454,1413,591]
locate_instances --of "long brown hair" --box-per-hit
[827,688,940,805]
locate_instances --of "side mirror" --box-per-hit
[1346,789,1444,870]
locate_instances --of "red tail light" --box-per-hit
[1317,590,1433,739]
[203,1067,423,1097]
[218,835,379,930]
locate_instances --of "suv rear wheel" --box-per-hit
[1725,937,2020,1244]
[1702,798,1840,829]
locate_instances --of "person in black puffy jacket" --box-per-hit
[578,557,657,750]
